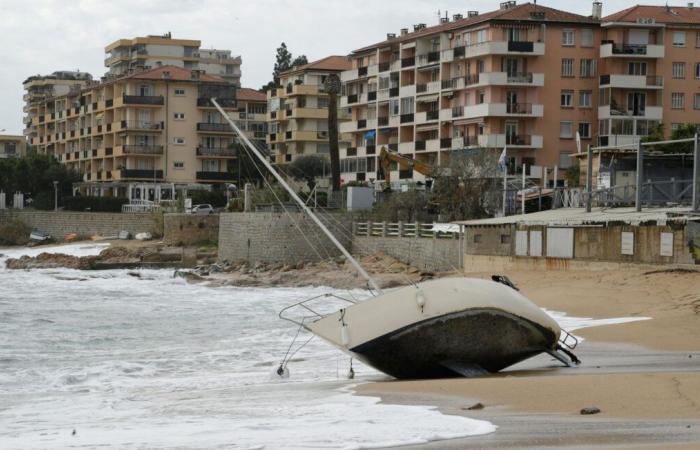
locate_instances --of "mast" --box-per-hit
[211,99,383,294]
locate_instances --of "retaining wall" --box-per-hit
[164,214,219,245]
[218,212,352,264]
[0,210,161,239]
[352,235,461,272]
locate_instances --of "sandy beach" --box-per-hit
[358,266,700,449]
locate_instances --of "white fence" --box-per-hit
[353,222,461,239]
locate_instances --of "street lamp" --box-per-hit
[53,181,59,211]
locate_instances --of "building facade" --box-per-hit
[23,71,93,141]
[266,56,352,165]
[0,135,26,158]
[24,66,239,199]
[104,34,242,86]
[340,1,700,186]
[232,88,268,147]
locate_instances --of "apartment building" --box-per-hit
[598,4,700,147]
[232,88,268,146]
[267,56,352,165]
[0,135,26,158]
[105,33,242,86]
[340,1,602,186]
[23,71,93,140]
[25,66,238,198]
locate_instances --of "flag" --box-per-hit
[498,146,507,173]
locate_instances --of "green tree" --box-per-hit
[287,154,328,191]
[0,153,80,206]
[291,55,308,67]
[272,42,292,86]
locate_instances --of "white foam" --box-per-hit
[0,251,495,449]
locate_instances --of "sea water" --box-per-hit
[0,243,495,449]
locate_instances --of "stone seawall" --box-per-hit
[352,235,461,272]
[218,212,352,264]
[0,210,161,239]
[164,214,219,245]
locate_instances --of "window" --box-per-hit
[628,62,647,76]
[673,31,686,47]
[560,121,573,138]
[560,90,574,107]
[581,28,593,47]
[695,63,700,79]
[561,59,574,77]
[562,29,575,46]
[173,161,184,169]
[389,99,399,116]
[317,97,329,108]
[695,94,700,109]
[473,234,482,243]
[579,90,592,107]
[174,112,185,120]
[174,88,185,96]
[672,93,685,109]
[580,59,596,78]
[578,122,591,138]
[559,151,573,168]
[673,62,686,79]
[671,123,681,132]
[478,90,485,104]
[477,29,487,44]
[696,32,700,47]
[173,137,185,145]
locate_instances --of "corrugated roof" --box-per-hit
[236,87,267,102]
[603,4,700,24]
[353,2,598,54]
[454,207,697,227]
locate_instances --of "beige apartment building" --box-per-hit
[340,1,700,186]
[267,56,352,165]
[25,66,239,199]
[233,88,268,146]
[23,71,93,140]
[0,135,26,158]
[105,34,242,86]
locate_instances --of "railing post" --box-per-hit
[381,221,387,237]
[635,140,643,212]
[367,220,373,237]
[694,133,700,211]
[398,221,404,237]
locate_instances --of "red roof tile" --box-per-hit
[236,87,267,102]
[603,5,700,24]
[280,55,351,76]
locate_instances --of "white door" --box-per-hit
[546,228,574,259]
[529,231,543,257]
[515,231,528,256]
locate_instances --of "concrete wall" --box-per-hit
[218,212,352,264]
[164,214,219,245]
[353,235,460,272]
[464,223,695,266]
[0,210,161,238]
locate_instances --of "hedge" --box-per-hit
[62,196,130,212]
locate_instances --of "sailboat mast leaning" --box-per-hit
[211,98,383,294]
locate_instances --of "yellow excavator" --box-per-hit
[377,146,438,190]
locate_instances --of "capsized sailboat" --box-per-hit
[212,99,580,379]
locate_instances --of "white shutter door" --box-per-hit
[546,228,574,259]
[515,231,528,256]
[529,231,543,257]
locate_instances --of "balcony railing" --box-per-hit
[415,140,426,151]
[358,66,368,77]
[506,103,532,114]
[197,146,237,157]
[121,169,163,179]
[507,72,534,83]
[389,87,399,97]
[505,134,532,146]
[123,94,164,105]
[426,110,439,121]
[122,145,164,155]
[440,138,452,149]
[197,122,234,132]
[197,98,236,108]
[452,106,464,118]
[416,83,428,93]
[121,120,162,130]
[357,119,367,129]
[366,145,376,154]
[368,91,377,101]
[347,94,359,104]
[507,41,535,52]
[401,56,415,68]
[378,61,391,72]
[609,43,648,55]
[196,171,233,181]
[400,113,414,123]
[378,116,389,126]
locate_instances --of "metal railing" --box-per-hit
[354,222,460,239]
[122,145,164,155]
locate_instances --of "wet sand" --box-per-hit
[358,267,700,449]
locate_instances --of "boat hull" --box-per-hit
[349,307,557,379]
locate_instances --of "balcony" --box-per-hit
[479,72,545,87]
[598,104,663,120]
[478,134,544,148]
[368,91,377,102]
[120,169,163,179]
[196,171,234,181]
[357,119,367,129]
[121,144,164,155]
[197,98,236,108]
[416,51,440,66]
[347,94,359,104]
[378,116,389,126]
[197,122,234,133]
[599,74,663,89]
[121,120,163,131]
[416,81,440,95]
[415,110,439,123]
[378,61,391,72]
[600,42,665,59]
[400,113,414,124]
[196,146,237,157]
[122,94,164,106]
[401,56,415,68]
[389,87,399,98]
[444,40,546,60]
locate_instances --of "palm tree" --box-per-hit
[323,74,341,192]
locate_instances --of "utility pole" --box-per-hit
[635,139,643,212]
[53,181,59,211]
[586,144,593,213]
[693,133,699,212]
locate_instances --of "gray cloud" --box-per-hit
[1,0,669,134]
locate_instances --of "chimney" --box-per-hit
[592,1,603,19]
[689,2,695,8]
[453,13,463,21]
[190,69,201,80]
[440,17,449,24]
[387,33,396,40]
[468,10,479,17]
[400,28,409,36]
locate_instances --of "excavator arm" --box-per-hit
[377,146,436,190]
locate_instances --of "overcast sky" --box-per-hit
[1,0,671,135]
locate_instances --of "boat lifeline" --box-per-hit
[211,99,579,379]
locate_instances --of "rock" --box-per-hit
[464,402,485,411]
[127,272,142,278]
[135,232,152,241]
[407,266,420,274]
[295,262,305,270]
[580,407,601,415]
[64,233,79,242]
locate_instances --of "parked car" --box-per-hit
[191,204,215,215]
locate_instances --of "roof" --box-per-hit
[353,2,598,54]
[236,87,267,102]
[105,36,200,52]
[454,207,698,227]
[280,55,351,76]
[603,5,700,24]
